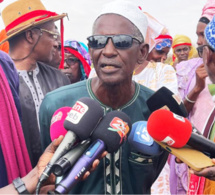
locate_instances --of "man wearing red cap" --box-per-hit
[0,0,70,167]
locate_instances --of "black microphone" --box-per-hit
[36,97,103,194]
[52,139,91,176]
[54,111,132,194]
[146,86,188,117]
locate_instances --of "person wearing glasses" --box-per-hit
[48,26,62,69]
[0,0,70,168]
[169,1,215,194]
[39,0,168,194]
[177,15,215,194]
[60,39,91,83]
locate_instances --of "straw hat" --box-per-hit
[0,0,67,45]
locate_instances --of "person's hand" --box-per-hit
[190,159,215,181]
[194,64,208,93]
[37,135,64,184]
[81,151,108,180]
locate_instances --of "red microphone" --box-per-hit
[147,109,192,148]
[147,109,215,157]
[50,107,72,141]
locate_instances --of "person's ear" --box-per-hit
[25,29,41,44]
[137,43,149,64]
[206,47,213,65]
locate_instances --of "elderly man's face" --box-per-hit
[89,14,147,85]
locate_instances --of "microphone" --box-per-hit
[36,97,104,193]
[52,139,91,177]
[147,109,215,157]
[146,86,188,117]
[50,107,72,141]
[54,110,132,194]
[128,121,162,156]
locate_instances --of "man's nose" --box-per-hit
[102,38,117,57]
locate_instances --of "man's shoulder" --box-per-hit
[37,61,70,84]
[38,61,62,73]
[138,83,154,97]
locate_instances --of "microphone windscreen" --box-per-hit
[64,97,104,140]
[128,121,162,155]
[146,87,188,117]
[147,109,192,148]
[91,111,131,153]
[50,107,72,141]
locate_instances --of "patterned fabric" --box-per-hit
[133,61,178,94]
[64,40,91,80]
[205,15,215,50]
[64,40,91,67]
[203,93,215,194]
[154,35,173,51]
[175,57,215,195]
[19,62,70,167]
[39,79,168,194]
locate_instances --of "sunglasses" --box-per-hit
[39,28,59,40]
[87,34,142,49]
[197,44,215,58]
[64,57,80,66]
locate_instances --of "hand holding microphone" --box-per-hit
[54,110,131,194]
[147,109,215,171]
[147,109,215,156]
[36,97,104,194]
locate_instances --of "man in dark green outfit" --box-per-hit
[39,0,168,194]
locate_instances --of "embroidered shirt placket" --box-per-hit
[18,65,44,130]
[87,79,140,194]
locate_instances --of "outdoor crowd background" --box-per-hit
[0,0,207,52]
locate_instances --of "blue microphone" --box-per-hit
[128,121,162,155]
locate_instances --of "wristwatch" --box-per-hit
[13,177,30,194]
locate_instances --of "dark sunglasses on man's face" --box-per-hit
[87,34,142,49]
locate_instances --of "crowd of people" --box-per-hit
[1,0,215,194]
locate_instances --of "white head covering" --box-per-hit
[97,0,148,40]
[144,12,167,52]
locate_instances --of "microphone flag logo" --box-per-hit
[108,117,130,143]
[133,121,153,146]
[162,136,175,146]
[51,111,63,126]
[66,101,88,124]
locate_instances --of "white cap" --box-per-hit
[98,0,148,40]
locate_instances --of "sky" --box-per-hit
[0,0,207,46]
